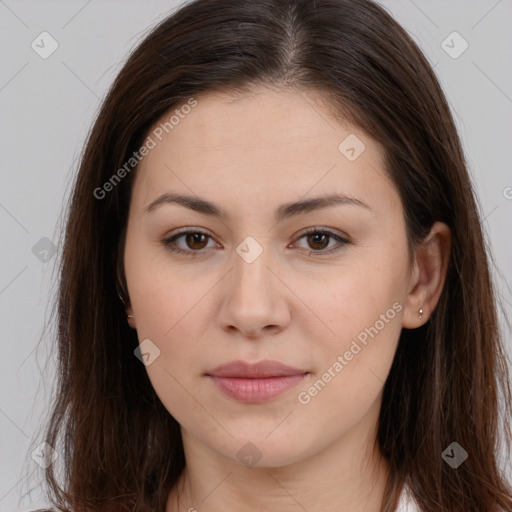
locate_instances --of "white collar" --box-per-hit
[395,484,420,512]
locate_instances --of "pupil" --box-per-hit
[310,233,327,250]
[188,233,206,249]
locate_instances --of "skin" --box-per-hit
[123,86,451,512]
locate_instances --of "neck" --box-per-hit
[166,408,390,512]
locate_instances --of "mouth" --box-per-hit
[205,359,310,403]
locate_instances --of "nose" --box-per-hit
[217,243,291,339]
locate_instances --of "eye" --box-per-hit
[162,227,350,256]
[291,228,350,254]
[162,229,219,255]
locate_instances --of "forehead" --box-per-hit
[131,86,397,215]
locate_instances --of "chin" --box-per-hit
[210,428,316,468]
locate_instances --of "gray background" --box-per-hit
[0,1,511,510]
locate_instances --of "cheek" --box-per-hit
[296,249,406,394]
[304,254,406,341]
[128,275,212,426]
[124,238,205,382]
[293,273,403,434]
[125,235,201,333]
[130,271,212,375]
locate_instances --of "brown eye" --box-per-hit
[294,228,350,254]
[306,233,330,250]
[184,232,209,250]
[162,230,217,255]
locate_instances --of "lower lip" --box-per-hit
[208,374,308,403]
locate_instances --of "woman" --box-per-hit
[37,0,512,511]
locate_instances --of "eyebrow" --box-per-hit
[144,192,371,221]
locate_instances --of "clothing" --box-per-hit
[395,484,421,511]
[30,491,421,512]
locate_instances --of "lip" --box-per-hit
[206,360,309,403]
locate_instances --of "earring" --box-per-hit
[419,308,423,319]
[127,314,135,319]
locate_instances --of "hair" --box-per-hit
[38,0,512,511]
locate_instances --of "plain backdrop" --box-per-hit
[0,1,511,510]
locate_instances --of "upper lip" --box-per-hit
[206,360,309,378]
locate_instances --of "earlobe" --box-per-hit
[402,221,451,329]
[401,302,427,329]
[126,307,136,329]
[116,275,136,329]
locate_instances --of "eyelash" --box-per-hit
[162,227,350,256]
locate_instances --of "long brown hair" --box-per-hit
[39,0,512,510]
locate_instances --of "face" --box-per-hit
[123,86,415,467]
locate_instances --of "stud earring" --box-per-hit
[419,308,423,319]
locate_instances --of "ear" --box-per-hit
[402,221,451,328]
[126,305,137,330]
